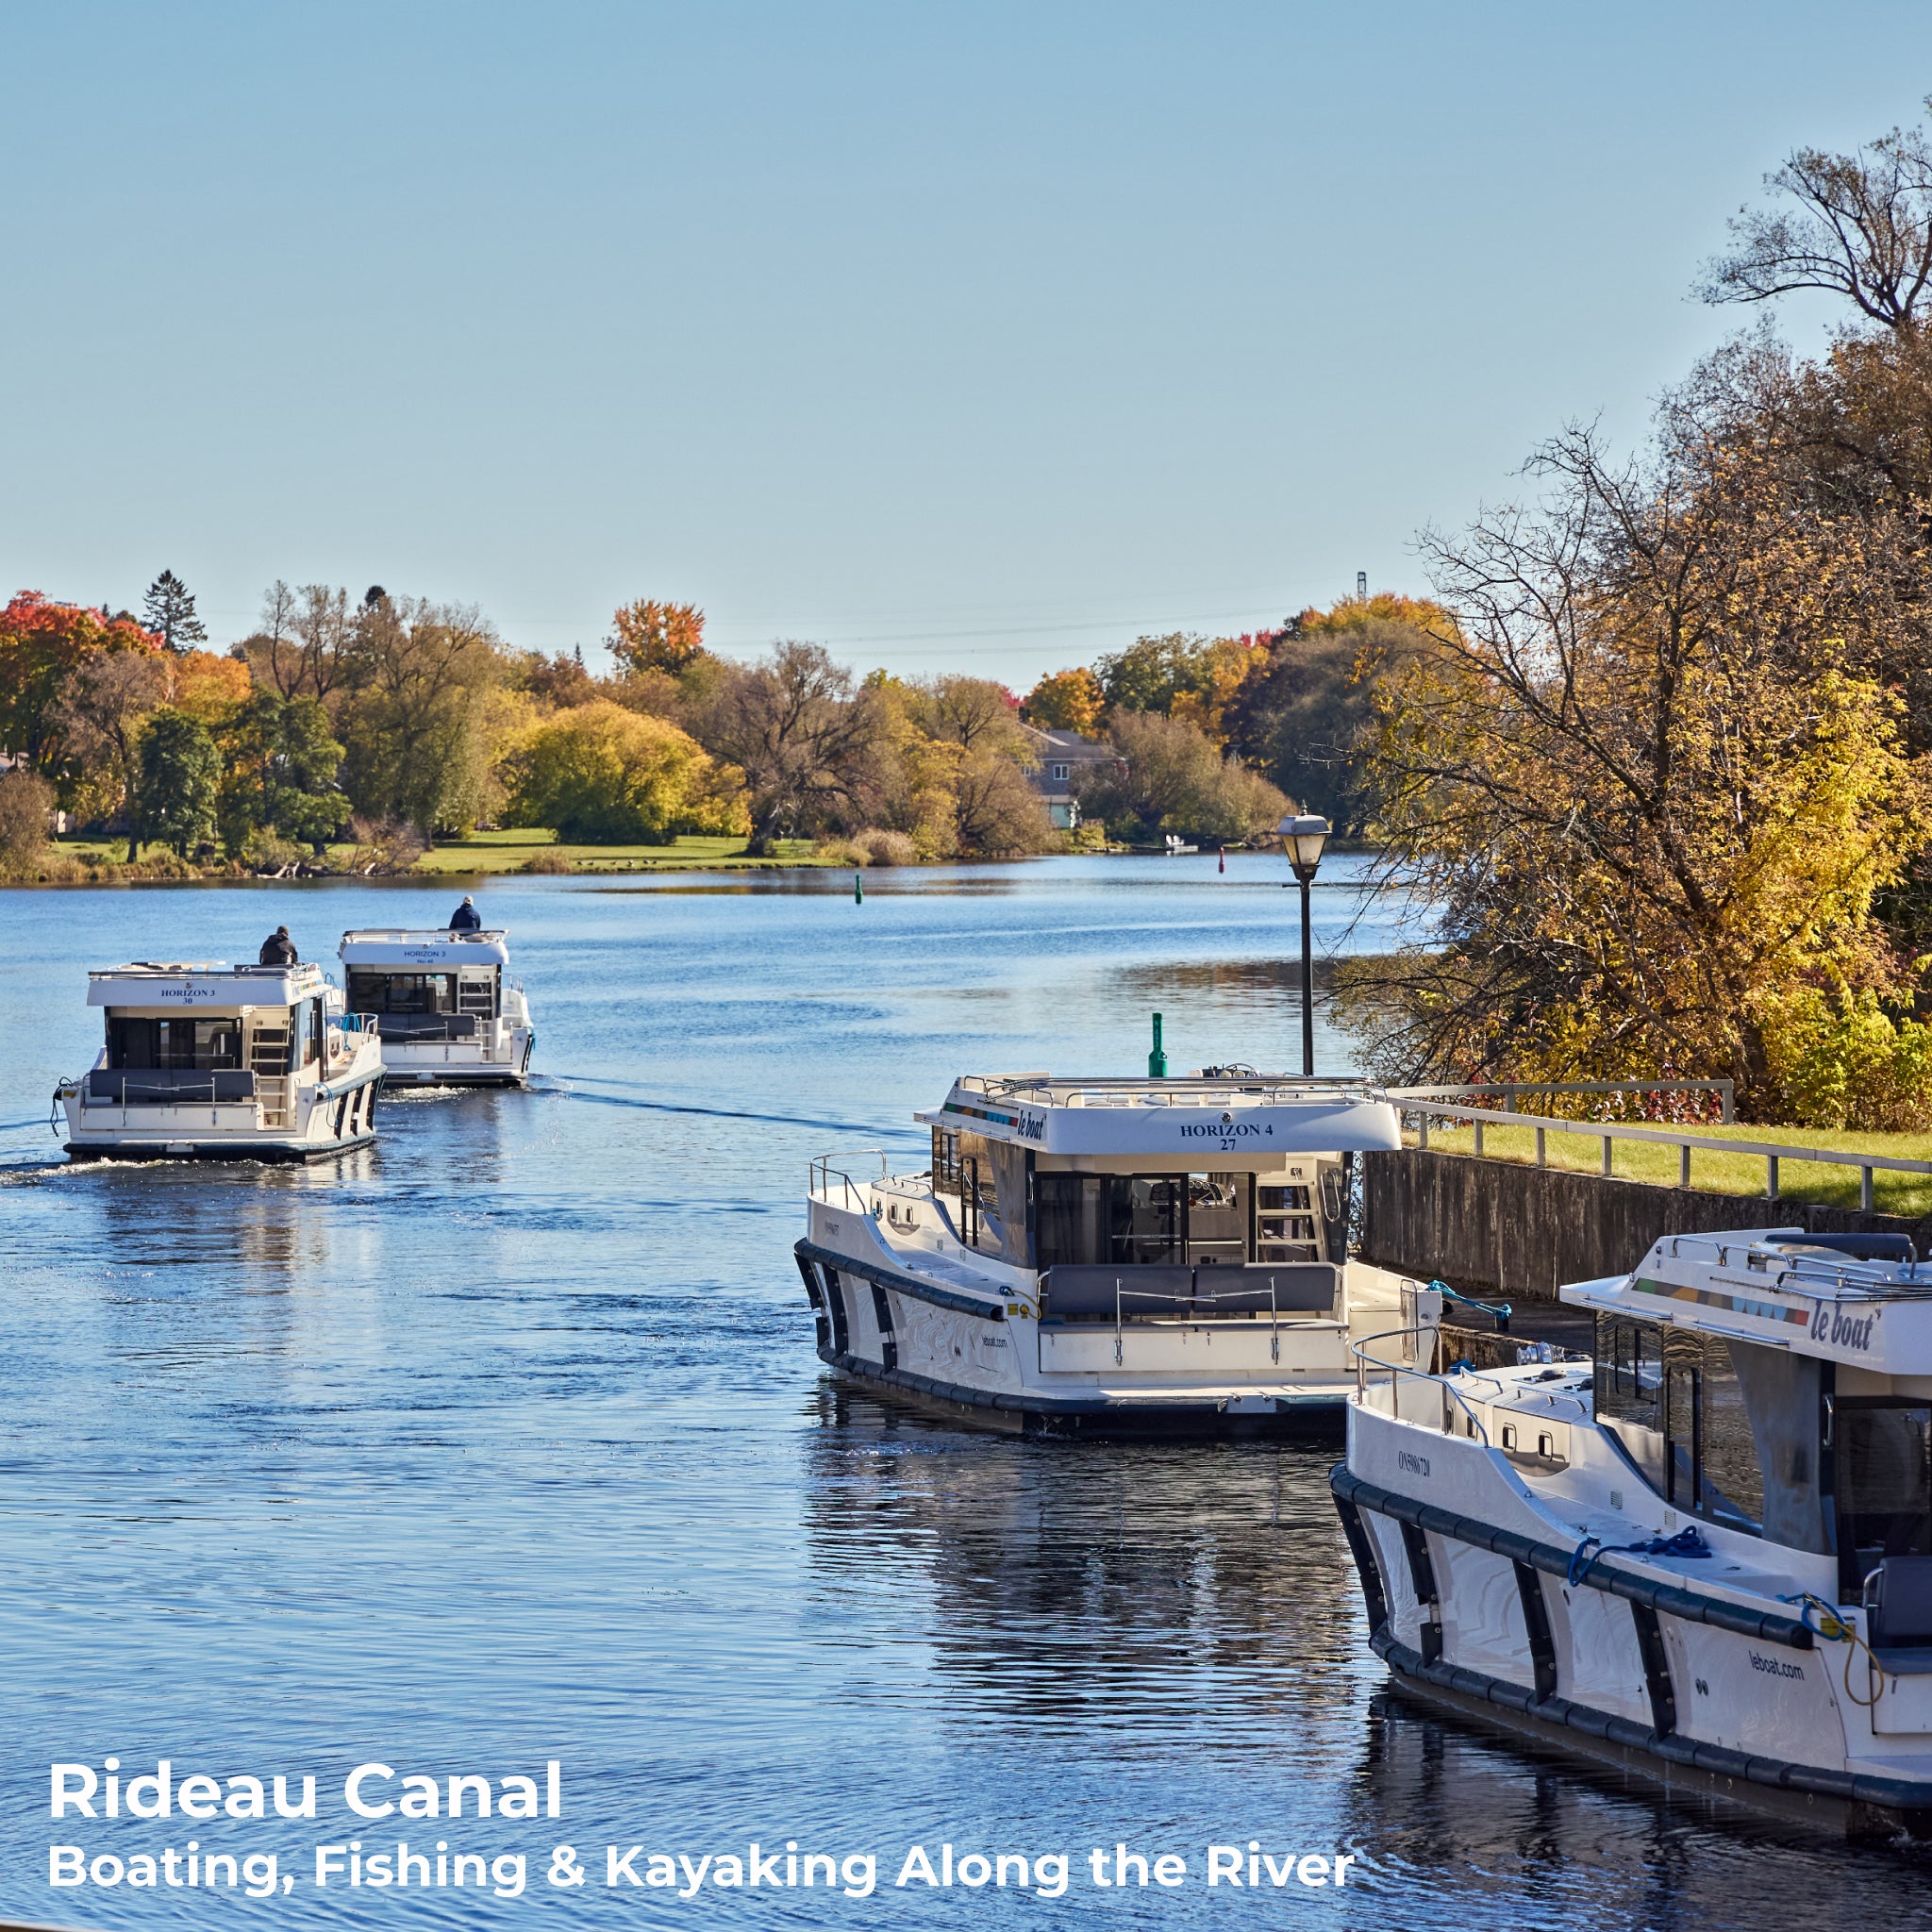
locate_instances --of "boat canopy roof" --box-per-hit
[339,929,510,968]
[1564,1227,1932,1374]
[915,1074,1402,1158]
[86,961,327,1008]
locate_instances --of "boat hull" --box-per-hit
[375,1034,532,1088]
[382,1069,528,1088]
[63,1129,377,1163]
[819,1344,1343,1439]
[1331,1462,1932,1840]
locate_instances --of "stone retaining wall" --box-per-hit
[1358,1148,1929,1294]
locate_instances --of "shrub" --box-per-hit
[814,828,922,867]
[1763,987,1932,1131]
[0,768,56,869]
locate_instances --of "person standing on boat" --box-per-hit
[258,925,298,965]
[448,895,482,932]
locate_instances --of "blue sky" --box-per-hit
[3,3,1927,685]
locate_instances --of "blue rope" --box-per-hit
[1567,1525,1712,1587]
[1429,1275,1513,1325]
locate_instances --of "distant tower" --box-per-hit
[1357,571,1368,599]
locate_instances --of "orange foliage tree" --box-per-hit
[609,600,707,677]
[0,592,160,768]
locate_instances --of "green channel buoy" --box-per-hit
[855,871,863,905]
[1148,1011,1167,1078]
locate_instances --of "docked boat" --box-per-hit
[56,960,384,1161]
[337,929,535,1086]
[796,1073,1440,1436]
[1335,1225,1932,1837]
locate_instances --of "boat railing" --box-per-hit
[1106,1274,1308,1367]
[1349,1315,1495,1444]
[810,1150,889,1213]
[1656,1232,1932,1302]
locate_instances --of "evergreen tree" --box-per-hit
[142,570,207,653]
[134,709,221,858]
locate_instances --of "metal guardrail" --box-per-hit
[1349,1321,1495,1443]
[1389,1084,1932,1210]
[809,1150,889,1214]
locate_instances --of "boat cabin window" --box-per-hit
[347,970,457,1015]
[1035,1173,1262,1268]
[107,1015,242,1072]
[1594,1313,1829,1550]
[1834,1399,1932,1597]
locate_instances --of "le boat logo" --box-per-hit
[1810,1305,1877,1352]
[1016,1110,1046,1141]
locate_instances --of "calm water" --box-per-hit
[0,856,1926,1930]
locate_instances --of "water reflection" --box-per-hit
[803,1390,1360,1744]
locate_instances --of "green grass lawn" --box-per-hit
[49,829,830,875]
[408,829,827,874]
[1410,1120,1932,1218]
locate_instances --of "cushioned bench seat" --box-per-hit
[86,1068,258,1105]
[370,1013,479,1041]
[1042,1261,1338,1319]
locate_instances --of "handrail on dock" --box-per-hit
[1383,1080,1929,1209]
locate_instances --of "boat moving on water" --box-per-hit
[338,929,535,1087]
[56,960,384,1161]
[796,1072,1441,1437]
[1336,1226,1932,1838]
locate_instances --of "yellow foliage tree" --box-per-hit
[1345,424,1932,1117]
[502,700,747,844]
[1020,666,1105,735]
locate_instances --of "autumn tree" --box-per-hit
[0,592,159,770]
[49,648,170,843]
[510,647,600,710]
[609,600,707,677]
[1020,666,1105,734]
[1700,107,1932,329]
[142,570,207,652]
[691,642,882,853]
[1341,422,1932,1118]
[337,597,505,841]
[237,583,356,701]
[503,701,746,843]
[1074,710,1288,843]
[1223,596,1445,834]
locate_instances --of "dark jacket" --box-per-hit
[258,932,298,965]
[448,903,482,932]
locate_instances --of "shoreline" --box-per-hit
[6,833,1361,887]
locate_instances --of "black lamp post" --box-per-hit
[1281,813,1331,1075]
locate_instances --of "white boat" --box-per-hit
[1337,1225,1932,1837]
[337,929,535,1087]
[796,1073,1439,1436]
[57,960,385,1162]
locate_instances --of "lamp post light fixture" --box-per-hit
[1279,813,1331,1076]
